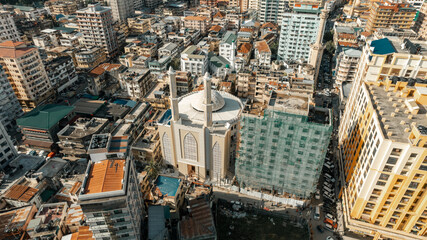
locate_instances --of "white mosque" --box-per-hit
[158,67,243,181]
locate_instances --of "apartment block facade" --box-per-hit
[338,38,427,239]
[0,10,21,42]
[180,45,209,76]
[106,0,134,23]
[257,0,288,23]
[278,4,322,62]
[414,1,427,40]
[366,0,417,33]
[0,41,54,111]
[183,16,211,34]
[335,48,362,85]
[0,66,22,131]
[77,3,119,58]
[0,122,18,169]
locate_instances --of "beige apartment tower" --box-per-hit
[0,41,54,111]
[158,68,243,181]
[338,38,427,239]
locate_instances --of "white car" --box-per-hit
[315,190,321,199]
[325,223,334,230]
[326,213,337,222]
[326,236,334,240]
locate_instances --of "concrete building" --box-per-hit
[366,0,417,33]
[0,66,22,131]
[78,158,144,240]
[0,122,18,170]
[335,48,362,85]
[338,78,427,239]
[0,205,37,240]
[180,45,209,76]
[57,117,109,157]
[179,198,216,240]
[119,67,154,100]
[183,16,211,34]
[338,38,427,239]
[44,0,77,15]
[159,42,180,59]
[254,40,271,68]
[106,0,134,23]
[74,46,107,71]
[257,0,288,23]
[278,4,322,62]
[45,56,78,93]
[127,16,151,34]
[77,3,118,58]
[0,10,21,42]
[219,31,237,64]
[414,1,427,40]
[17,104,75,150]
[145,0,162,9]
[27,202,68,240]
[158,69,243,181]
[175,71,194,95]
[0,41,54,111]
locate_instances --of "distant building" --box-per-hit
[278,4,322,62]
[88,63,123,96]
[159,42,180,59]
[0,10,21,42]
[78,158,144,239]
[45,0,78,15]
[74,46,107,71]
[183,16,211,34]
[254,40,271,68]
[45,55,78,93]
[219,31,237,63]
[366,0,416,33]
[0,41,54,111]
[119,67,154,100]
[257,0,288,23]
[127,16,151,34]
[414,1,427,40]
[17,104,75,150]
[180,45,209,76]
[106,0,134,23]
[77,3,118,58]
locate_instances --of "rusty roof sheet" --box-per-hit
[213,11,225,18]
[0,205,35,235]
[84,159,125,194]
[65,204,84,226]
[338,33,357,39]
[0,41,35,58]
[238,42,252,54]
[3,184,39,202]
[261,22,277,29]
[184,16,208,21]
[209,25,222,32]
[255,40,270,53]
[89,63,122,76]
[239,27,253,33]
[180,198,215,240]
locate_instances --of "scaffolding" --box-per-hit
[235,109,333,198]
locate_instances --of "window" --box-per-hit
[162,133,173,165]
[212,142,221,180]
[183,133,197,161]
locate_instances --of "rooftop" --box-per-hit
[183,15,208,21]
[3,184,39,202]
[0,205,35,237]
[73,98,106,115]
[179,198,216,240]
[221,31,237,45]
[148,206,169,240]
[370,38,396,55]
[89,63,122,76]
[366,78,427,142]
[35,158,68,178]
[83,159,126,194]
[255,40,270,53]
[57,117,108,139]
[65,204,84,226]
[17,104,74,130]
[0,41,35,58]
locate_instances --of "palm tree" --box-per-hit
[144,161,160,180]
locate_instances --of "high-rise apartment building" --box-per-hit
[0,10,21,43]
[0,41,54,111]
[0,66,22,131]
[106,0,134,23]
[366,0,417,33]
[414,1,427,40]
[0,122,18,170]
[77,3,118,58]
[78,158,144,239]
[335,48,362,85]
[257,0,288,23]
[278,4,323,62]
[158,69,243,181]
[338,37,427,239]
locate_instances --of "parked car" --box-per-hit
[326,213,337,222]
[315,189,321,200]
[326,236,334,240]
[29,150,37,156]
[314,206,320,220]
[317,225,324,233]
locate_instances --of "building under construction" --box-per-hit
[235,76,332,198]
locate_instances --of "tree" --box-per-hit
[170,58,180,70]
[325,41,336,56]
[144,161,161,180]
[324,30,334,42]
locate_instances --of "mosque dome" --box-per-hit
[190,90,226,112]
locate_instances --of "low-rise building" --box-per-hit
[254,40,271,68]
[0,205,37,240]
[88,63,123,96]
[183,16,211,34]
[127,16,151,34]
[57,117,109,157]
[45,55,78,93]
[131,121,161,162]
[17,104,75,150]
[27,202,68,240]
[74,46,107,71]
[159,42,180,59]
[219,31,237,63]
[119,67,155,100]
[180,45,209,76]
[152,175,185,219]
[178,198,216,240]
[125,41,157,58]
[148,56,171,75]
[335,48,362,85]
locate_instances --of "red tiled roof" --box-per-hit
[184,16,208,21]
[338,41,359,47]
[239,27,253,33]
[238,42,252,54]
[23,139,53,148]
[213,11,225,18]
[255,40,270,53]
[0,41,35,58]
[89,63,122,76]
[338,33,357,39]
[209,25,222,32]
[361,31,371,37]
[261,22,277,29]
